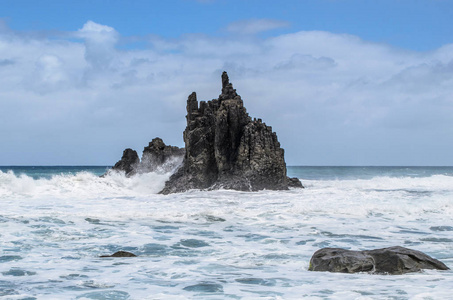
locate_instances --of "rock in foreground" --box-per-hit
[160,72,302,194]
[309,246,449,274]
[100,251,137,258]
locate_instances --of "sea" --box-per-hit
[0,166,452,299]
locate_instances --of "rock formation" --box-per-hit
[108,72,302,193]
[160,72,302,194]
[308,246,449,274]
[111,148,140,175]
[110,138,184,176]
[100,251,137,258]
[139,137,185,173]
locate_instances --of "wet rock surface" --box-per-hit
[111,148,139,176]
[100,251,137,258]
[309,246,450,274]
[109,139,184,176]
[107,71,302,193]
[139,137,185,173]
[160,72,302,194]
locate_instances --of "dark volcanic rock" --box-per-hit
[100,251,137,258]
[107,72,301,192]
[108,139,184,176]
[139,137,185,173]
[309,246,450,274]
[160,72,302,194]
[111,148,139,176]
[288,176,304,188]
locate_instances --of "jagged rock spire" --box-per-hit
[219,71,239,101]
[221,71,229,90]
[187,92,198,122]
[160,71,303,194]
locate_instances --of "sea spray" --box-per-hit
[0,166,452,298]
[0,169,172,200]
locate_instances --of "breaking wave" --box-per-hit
[0,169,172,200]
[1,166,452,298]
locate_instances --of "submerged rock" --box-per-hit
[183,282,224,293]
[309,246,449,274]
[160,72,302,194]
[100,251,137,258]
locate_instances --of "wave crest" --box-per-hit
[0,170,172,199]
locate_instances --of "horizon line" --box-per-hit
[2,165,453,168]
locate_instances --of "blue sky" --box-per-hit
[4,0,453,50]
[1,0,453,165]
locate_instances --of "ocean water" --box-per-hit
[0,166,452,299]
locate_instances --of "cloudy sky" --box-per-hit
[1,0,453,166]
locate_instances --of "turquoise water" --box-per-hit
[4,165,453,180]
[0,166,452,299]
[0,166,109,179]
[287,166,453,180]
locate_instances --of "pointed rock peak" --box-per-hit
[187,91,198,116]
[188,91,197,101]
[148,137,166,149]
[221,71,230,89]
[219,71,239,101]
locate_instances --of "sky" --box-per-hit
[1,0,453,166]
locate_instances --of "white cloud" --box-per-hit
[78,21,119,71]
[226,19,289,35]
[79,21,115,35]
[1,20,453,165]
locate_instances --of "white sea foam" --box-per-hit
[0,170,452,299]
[0,169,171,200]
